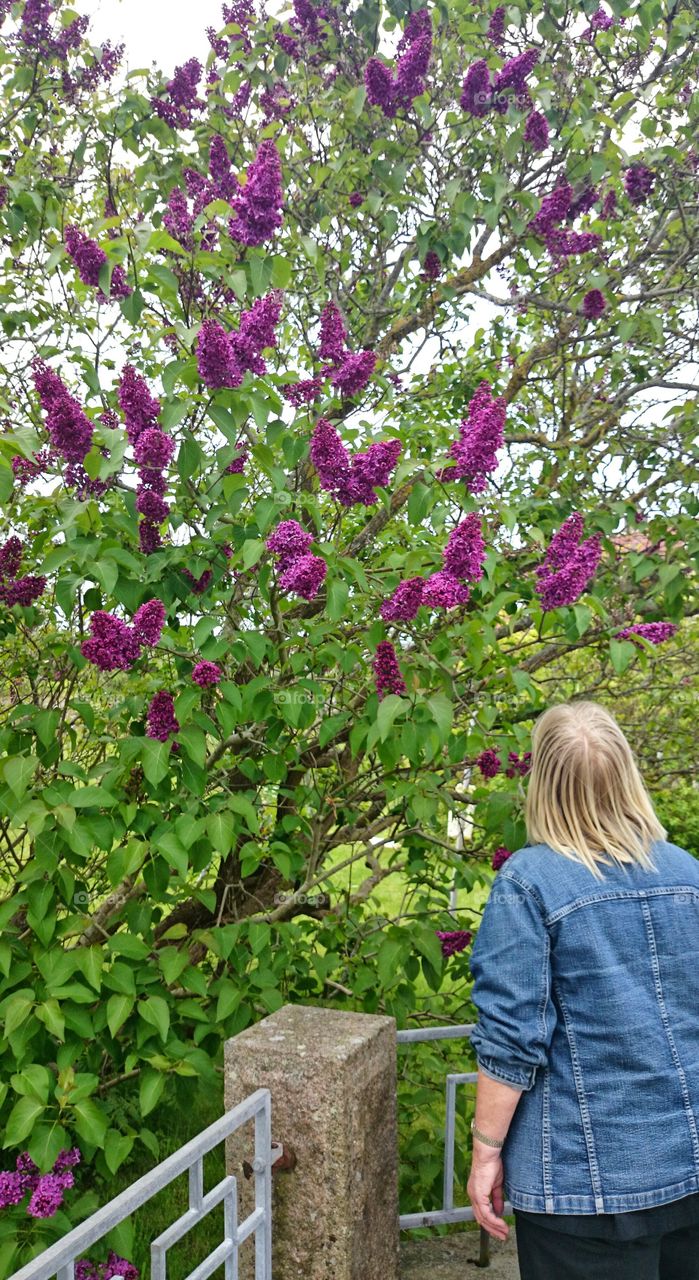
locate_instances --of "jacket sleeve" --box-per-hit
[468,873,556,1091]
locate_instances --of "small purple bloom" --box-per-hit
[615,622,678,645]
[380,578,425,623]
[477,749,501,779]
[582,289,606,319]
[373,640,406,699]
[437,929,472,957]
[329,350,376,398]
[146,691,180,742]
[448,381,505,493]
[524,110,549,152]
[624,164,655,206]
[192,661,222,687]
[132,599,166,646]
[266,520,313,569]
[133,429,175,469]
[317,302,347,365]
[492,846,512,871]
[443,514,486,583]
[421,571,470,608]
[118,365,161,445]
[228,140,284,247]
[81,612,141,672]
[33,360,94,462]
[278,552,327,601]
[460,59,491,117]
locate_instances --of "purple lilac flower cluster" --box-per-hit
[316,302,377,398]
[152,58,205,129]
[63,457,112,499]
[447,380,506,493]
[505,751,531,778]
[373,640,406,699]
[163,145,237,252]
[420,250,443,281]
[615,622,678,645]
[582,289,606,319]
[528,178,602,260]
[18,0,89,60]
[492,846,512,871]
[0,535,46,608]
[437,929,472,957]
[365,8,432,117]
[477,748,501,778]
[192,661,223,687]
[486,6,506,49]
[535,512,602,610]
[546,228,602,259]
[624,164,655,206]
[461,47,538,118]
[266,520,327,602]
[523,110,549,151]
[381,514,485,622]
[76,1252,139,1280]
[225,441,249,474]
[11,447,52,486]
[118,366,173,554]
[228,140,283,247]
[281,377,324,406]
[0,1147,80,1217]
[64,225,131,300]
[582,7,615,40]
[32,360,93,462]
[197,291,283,389]
[310,418,401,507]
[207,0,255,63]
[82,600,165,672]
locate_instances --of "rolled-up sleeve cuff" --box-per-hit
[476,1053,536,1092]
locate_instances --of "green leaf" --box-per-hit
[68,786,118,808]
[104,1128,135,1174]
[3,1096,45,1147]
[141,738,171,786]
[3,755,39,799]
[139,1068,166,1117]
[207,811,236,855]
[138,995,170,1042]
[4,993,34,1038]
[609,638,637,674]
[73,1098,108,1147]
[377,694,408,742]
[427,693,453,743]
[242,538,266,570]
[106,993,134,1037]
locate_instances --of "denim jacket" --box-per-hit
[469,839,699,1214]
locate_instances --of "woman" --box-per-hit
[466,700,699,1280]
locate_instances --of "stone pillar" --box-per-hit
[224,1003,399,1280]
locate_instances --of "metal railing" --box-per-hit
[397,1024,512,1266]
[10,1088,273,1280]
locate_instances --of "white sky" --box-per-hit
[83,0,241,70]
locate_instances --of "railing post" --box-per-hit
[224,1004,399,1280]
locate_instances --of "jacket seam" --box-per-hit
[641,899,699,1170]
[543,885,699,927]
[552,979,603,1210]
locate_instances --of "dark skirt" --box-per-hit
[514,1192,699,1280]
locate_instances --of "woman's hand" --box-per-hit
[467,1145,509,1241]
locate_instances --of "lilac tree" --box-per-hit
[0,0,697,1254]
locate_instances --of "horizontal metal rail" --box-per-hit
[397,1023,512,1264]
[10,1087,273,1280]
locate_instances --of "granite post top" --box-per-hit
[224,1003,396,1063]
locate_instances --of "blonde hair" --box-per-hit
[524,700,666,879]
